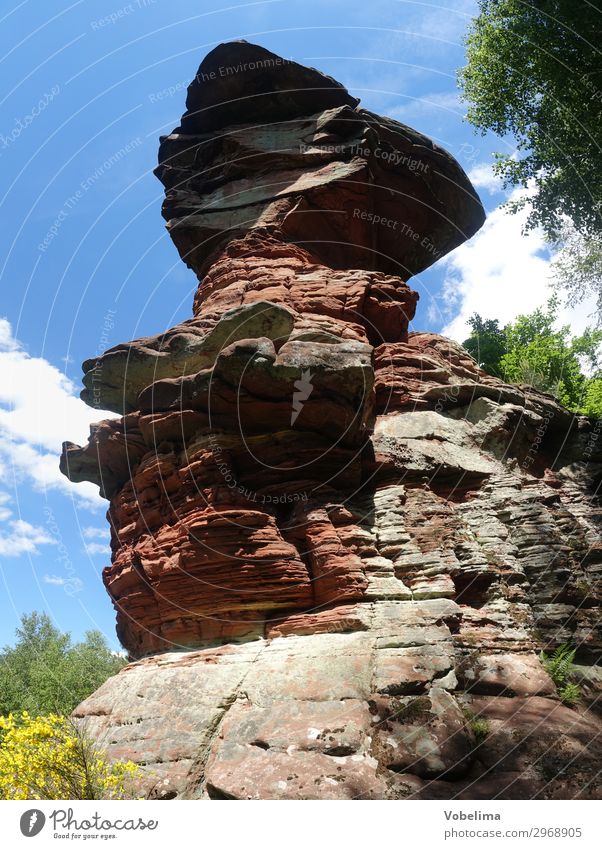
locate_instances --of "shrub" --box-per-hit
[0,712,139,800]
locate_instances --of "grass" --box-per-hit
[462,709,491,744]
[470,717,491,744]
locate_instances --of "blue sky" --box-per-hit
[0,0,593,651]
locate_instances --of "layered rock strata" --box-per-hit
[62,42,602,800]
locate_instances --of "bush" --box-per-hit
[0,712,139,800]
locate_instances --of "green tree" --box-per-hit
[459,1,602,241]
[459,1,602,317]
[500,299,602,411]
[462,299,602,417]
[581,373,602,418]
[550,223,602,319]
[462,314,507,375]
[0,613,125,716]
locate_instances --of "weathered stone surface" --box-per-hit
[204,696,385,800]
[374,645,455,695]
[60,415,146,499]
[62,42,602,800]
[371,687,475,779]
[74,635,602,799]
[178,41,359,134]
[187,241,419,343]
[137,334,374,446]
[454,695,602,799]
[81,301,296,414]
[157,43,484,281]
[458,652,556,697]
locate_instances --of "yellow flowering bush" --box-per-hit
[0,712,140,800]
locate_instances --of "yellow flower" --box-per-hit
[0,713,140,800]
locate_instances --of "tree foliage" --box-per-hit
[550,222,602,320]
[462,299,602,417]
[0,613,125,717]
[459,1,602,241]
[462,315,506,376]
[0,712,138,800]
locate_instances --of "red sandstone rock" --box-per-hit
[61,42,602,800]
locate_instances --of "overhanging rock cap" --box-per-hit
[180,40,360,133]
[157,41,486,281]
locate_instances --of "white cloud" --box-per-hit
[82,526,110,556]
[467,162,504,196]
[439,188,600,342]
[0,489,57,557]
[43,574,67,585]
[388,91,462,122]
[43,574,84,593]
[0,518,56,557]
[397,0,476,43]
[82,526,109,540]
[0,319,116,508]
[0,318,20,351]
[83,542,111,556]
[0,492,12,522]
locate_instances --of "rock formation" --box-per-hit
[61,42,602,800]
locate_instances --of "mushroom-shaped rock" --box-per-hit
[156,41,485,282]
